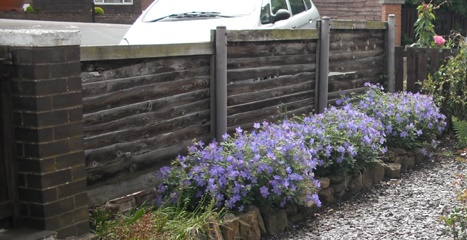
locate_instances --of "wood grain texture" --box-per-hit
[80,28,388,192]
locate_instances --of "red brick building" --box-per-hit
[31,0,143,15]
[313,0,404,45]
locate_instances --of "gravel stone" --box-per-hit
[265,141,463,240]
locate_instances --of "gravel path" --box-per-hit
[267,139,465,240]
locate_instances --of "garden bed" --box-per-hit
[91,83,450,239]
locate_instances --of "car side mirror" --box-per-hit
[271,9,291,23]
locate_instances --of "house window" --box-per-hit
[94,0,133,5]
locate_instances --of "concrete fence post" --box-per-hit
[316,17,331,114]
[387,14,396,93]
[214,26,227,141]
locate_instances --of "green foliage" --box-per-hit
[90,197,224,240]
[441,206,467,239]
[92,6,105,15]
[440,170,467,239]
[402,34,414,46]
[413,1,438,47]
[412,1,450,48]
[453,117,467,147]
[446,31,466,49]
[25,6,35,12]
[422,41,467,121]
[405,0,467,16]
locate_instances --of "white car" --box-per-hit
[120,0,320,45]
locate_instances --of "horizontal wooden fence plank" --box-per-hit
[227,64,315,82]
[84,99,210,138]
[86,137,202,185]
[331,20,387,30]
[83,89,209,127]
[81,43,213,61]
[227,72,314,94]
[82,68,210,96]
[84,111,210,150]
[228,98,314,131]
[227,91,313,115]
[227,54,316,69]
[227,41,317,58]
[226,29,319,42]
[83,76,210,114]
[228,81,313,106]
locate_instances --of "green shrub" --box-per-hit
[422,41,467,121]
[25,6,35,12]
[453,117,467,147]
[92,6,105,15]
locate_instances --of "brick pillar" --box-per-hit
[380,0,404,46]
[0,30,89,238]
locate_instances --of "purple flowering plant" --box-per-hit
[155,83,445,214]
[339,83,446,150]
[292,105,385,176]
[156,123,322,212]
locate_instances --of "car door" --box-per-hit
[287,0,317,29]
[259,0,318,29]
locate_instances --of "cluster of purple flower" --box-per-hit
[156,83,446,212]
[296,105,386,175]
[341,83,446,150]
[157,122,322,212]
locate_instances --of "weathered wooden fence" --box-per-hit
[395,46,460,92]
[80,20,390,205]
[328,21,386,102]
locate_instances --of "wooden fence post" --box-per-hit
[387,14,396,93]
[214,26,227,141]
[316,17,331,113]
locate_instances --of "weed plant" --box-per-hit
[91,196,224,240]
[440,154,467,239]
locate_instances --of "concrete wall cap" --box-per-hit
[0,29,81,47]
[379,0,405,4]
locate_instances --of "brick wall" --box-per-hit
[31,0,142,15]
[313,0,382,21]
[1,30,89,238]
[33,0,89,13]
[95,1,142,15]
[0,11,139,24]
[382,4,402,46]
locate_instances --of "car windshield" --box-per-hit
[142,0,257,22]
